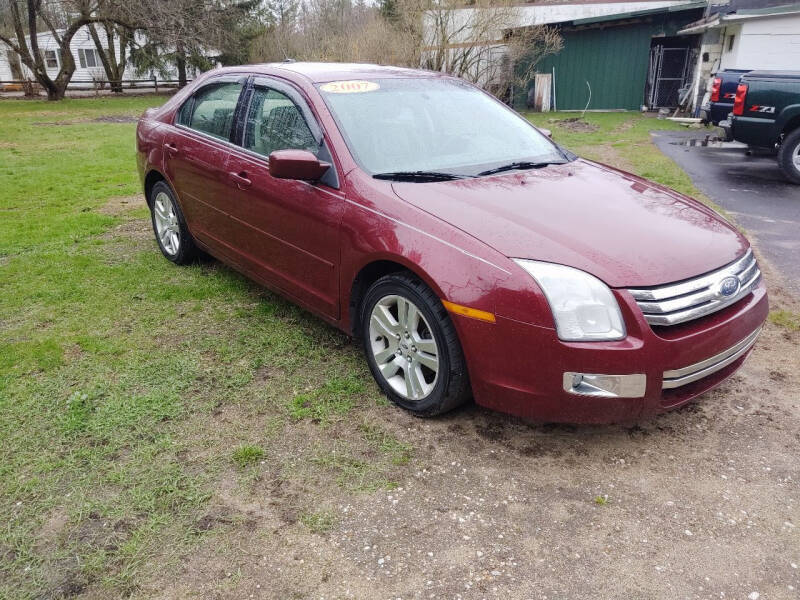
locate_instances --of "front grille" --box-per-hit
[628,249,760,327]
[662,327,761,389]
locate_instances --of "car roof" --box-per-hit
[223,62,445,84]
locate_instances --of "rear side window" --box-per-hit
[179,82,243,141]
[243,87,317,157]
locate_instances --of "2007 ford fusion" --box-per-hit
[136,63,768,424]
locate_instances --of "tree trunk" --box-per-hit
[176,44,188,88]
[46,84,65,101]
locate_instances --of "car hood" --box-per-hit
[390,160,748,288]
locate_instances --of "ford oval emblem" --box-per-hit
[718,276,740,298]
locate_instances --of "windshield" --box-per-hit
[317,78,567,177]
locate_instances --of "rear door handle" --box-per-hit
[230,171,252,190]
[164,142,179,156]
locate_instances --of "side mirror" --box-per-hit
[269,149,330,181]
[538,127,553,139]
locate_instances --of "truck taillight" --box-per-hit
[733,83,748,116]
[710,77,722,102]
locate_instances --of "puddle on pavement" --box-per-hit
[670,135,726,147]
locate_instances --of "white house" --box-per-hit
[679,1,800,112]
[680,2,800,71]
[1,26,213,88]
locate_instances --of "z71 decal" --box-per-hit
[749,105,776,114]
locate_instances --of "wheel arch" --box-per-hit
[144,169,168,207]
[777,105,800,138]
[781,114,800,138]
[347,257,447,338]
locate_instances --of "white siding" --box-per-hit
[2,26,201,87]
[512,0,692,27]
[0,44,14,80]
[719,14,800,71]
[424,1,694,45]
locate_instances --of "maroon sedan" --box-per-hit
[136,63,768,423]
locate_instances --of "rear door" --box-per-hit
[163,76,247,252]
[223,77,345,319]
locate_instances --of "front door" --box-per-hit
[224,81,344,318]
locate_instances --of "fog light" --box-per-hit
[563,372,646,398]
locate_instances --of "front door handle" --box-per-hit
[230,171,252,190]
[164,142,179,157]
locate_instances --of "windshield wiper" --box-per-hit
[373,170,470,182]
[477,160,565,177]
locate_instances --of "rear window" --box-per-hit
[179,82,243,141]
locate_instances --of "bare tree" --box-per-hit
[0,0,132,100]
[416,0,561,97]
[87,19,132,92]
[418,0,519,87]
[252,0,418,66]
[497,24,563,102]
[122,0,261,88]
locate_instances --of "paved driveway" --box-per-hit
[652,129,800,296]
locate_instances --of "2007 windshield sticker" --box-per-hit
[320,81,380,94]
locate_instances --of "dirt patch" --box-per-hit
[96,194,145,216]
[551,117,599,133]
[613,118,637,133]
[99,218,152,244]
[91,115,139,124]
[579,143,636,172]
[33,114,138,126]
[36,508,69,551]
[97,217,155,264]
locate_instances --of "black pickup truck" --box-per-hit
[724,70,800,184]
[701,69,750,130]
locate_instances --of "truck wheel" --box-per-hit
[778,128,800,184]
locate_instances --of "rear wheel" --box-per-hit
[360,273,470,416]
[777,128,800,184]
[149,181,198,264]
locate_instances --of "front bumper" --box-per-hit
[456,280,768,424]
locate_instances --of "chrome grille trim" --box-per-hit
[628,249,760,326]
[662,327,761,389]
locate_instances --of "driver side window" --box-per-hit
[243,87,318,158]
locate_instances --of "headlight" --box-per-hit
[514,259,626,341]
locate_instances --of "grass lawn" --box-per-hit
[0,96,402,598]
[0,98,786,598]
[523,111,706,201]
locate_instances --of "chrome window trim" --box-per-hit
[628,249,760,326]
[662,327,761,389]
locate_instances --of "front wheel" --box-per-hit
[360,273,470,416]
[778,128,800,184]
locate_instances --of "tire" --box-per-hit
[778,128,800,185]
[148,181,198,264]
[360,273,471,417]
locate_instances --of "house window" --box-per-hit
[727,35,735,52]
[78,48,99,69]
[43,50,58,69]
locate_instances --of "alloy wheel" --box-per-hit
[368,294,439,401]
[153,191,181,256]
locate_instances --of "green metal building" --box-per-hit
[514,2,707,111]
